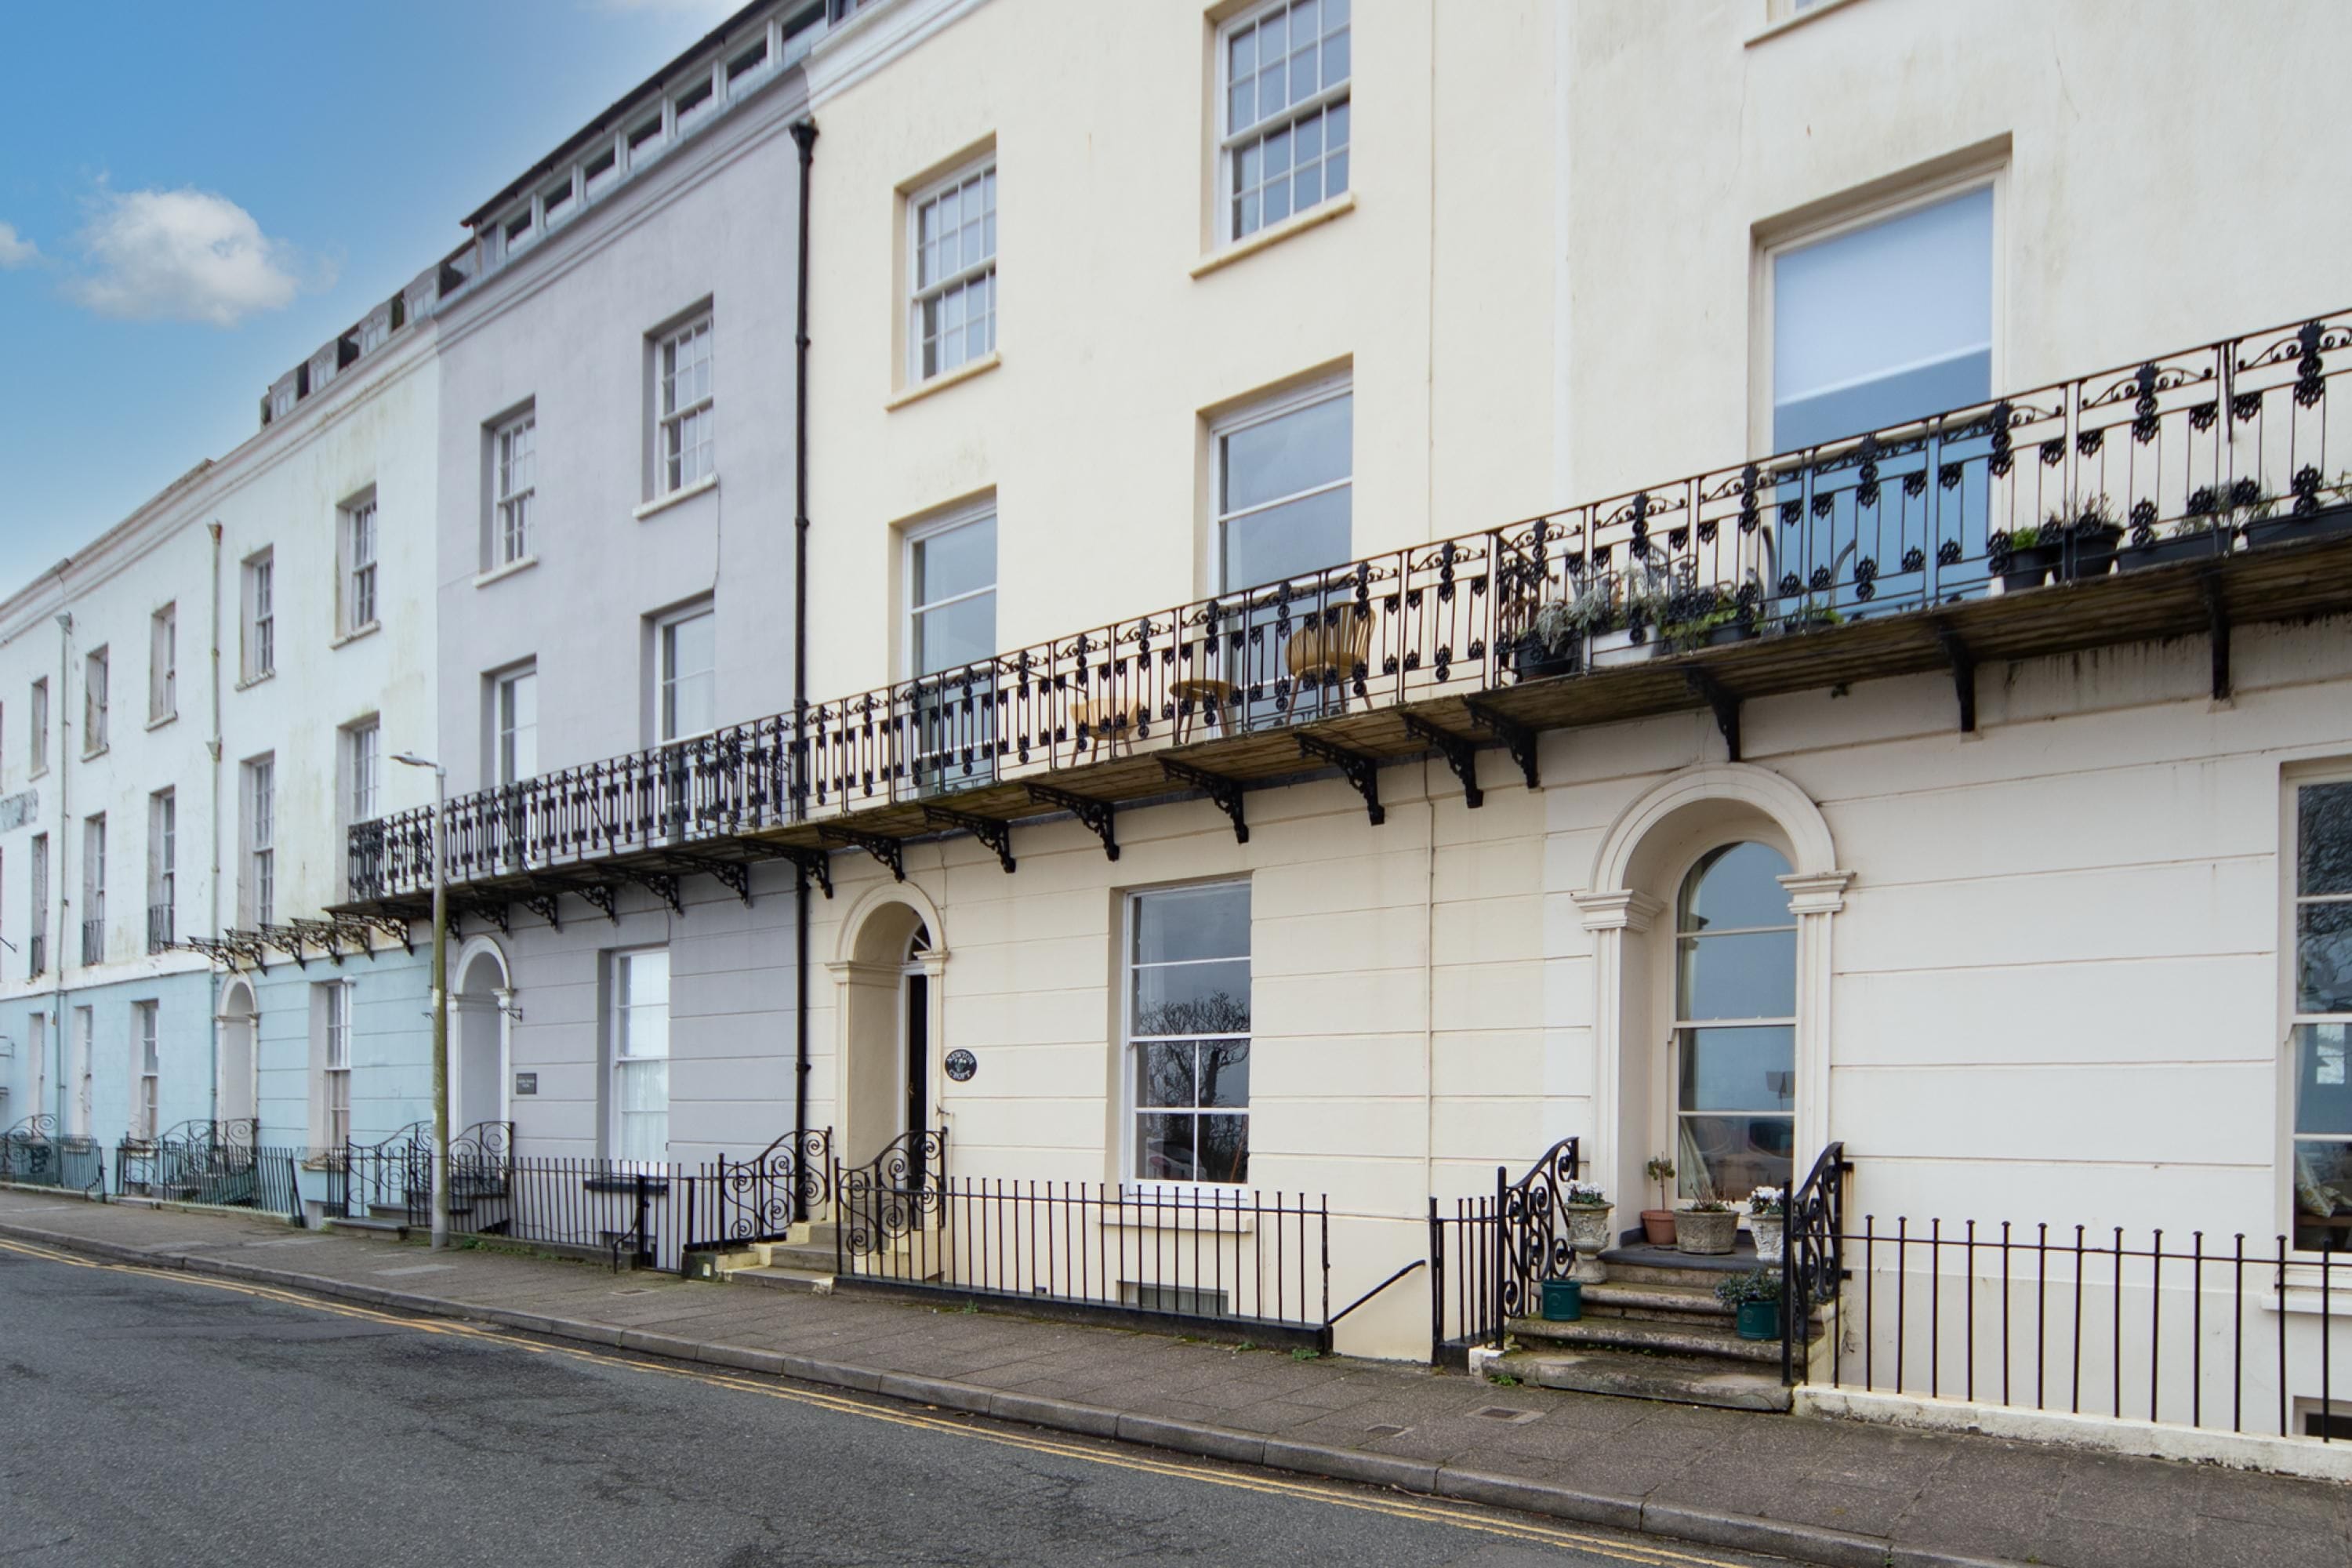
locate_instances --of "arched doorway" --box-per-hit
[216,981,257,1127]
[833,891,945,1167]
[454,943,510,1134]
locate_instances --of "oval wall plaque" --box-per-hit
[944,1049,978,1083]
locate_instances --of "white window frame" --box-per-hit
[345,719,380,826]
[30,677,47,775]
[150,603,176,723]
[2290,772,2352,1254]
[653,315,715,497]
[341,497,379,636]
[29,835,48,975]
[148,789,175,953]
[495,667,539,786]
[83,646,108,756]
[82,814,105,966]
[1121,880,1254,1192]
[1207,373,1354,595]
[904,506,999,681]
[494,410,537,565]
[656,605,717,745]
[321,981,353,1151]
[243,553,275,681]
[1216,0,1353,246]
[135,1002,160,1142]
[70,1007,93,1137]
[906,158,998,385]
[609,947,671,1166]
[245,757,275,928]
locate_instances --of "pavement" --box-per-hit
[3,1190,2348,1568]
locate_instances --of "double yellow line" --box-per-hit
[0,1235,1748,1567]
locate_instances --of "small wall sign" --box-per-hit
[513,1072,539,1096]
[944,1049,977,1083]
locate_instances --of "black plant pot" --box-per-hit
[2001,542,2063,593]
[2062,523,2126,580]
[2243,502,2352,552]
[1704,620,1759,648]
[1513,631,1581,683]
[2118,529,2231,572]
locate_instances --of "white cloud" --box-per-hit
[0,223,37,268]
[67,187,321,328]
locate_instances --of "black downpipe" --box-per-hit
[789,117,818,1221]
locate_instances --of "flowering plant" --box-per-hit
[1563,1181,1609,1207]
[1747,1186,1785,1218]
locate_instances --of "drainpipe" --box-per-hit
[789,115,818,1214]
[207,522,224,1123]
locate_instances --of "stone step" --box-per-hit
[1577,1281,1735,1324]
[1595,1244,1777,1292]
[1495,1347,1793,1414]
[1508,1313,1785,1363]
[732,1265,833,1293]
[328,1215,408,1237]
[762,1243,839,1273]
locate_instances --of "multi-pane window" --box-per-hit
[1127,883,1252,1185]
[136,1003,160,1141]
[1673,843,1798,1200]
[347,720,380,825]
[1771,186,1993,451]
[908,512,997,786]
[245,757,275,928]
[655,317,715,495]
[910,163,996,382]
[1219,0,1351,243]
[612,949,670,1163]
[343,499,379,633]
[71,1007,93,1136]
[2293,781,2352,1252]
[30,677,47,773]
[84,647,108,754]
[82,815,105,966]
[659,609,717,742]
[243,554,275,680]
[1216,383,1353,591]
[322,982,352,1150]
[497,670,539,786]
[147,789,175,953]
[495,412,537,564]
[150,604,176,722]
[29,834,47,976]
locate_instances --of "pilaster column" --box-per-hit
[1570,889,1665,1202]
[1778,869,1853,1167]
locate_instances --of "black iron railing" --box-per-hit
[80,917,103,967]
[1823,1216,2347,1443]
[1783,1141,1849,1385]
[714,1128,832,1245]
[1428,1195,1501,1366]
[1426,1136,1584,1360]
[147,902,174,954]
[350,312,2352,902]
[0,1116,104,1195]
[27,933,44,978]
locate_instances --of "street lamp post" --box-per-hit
[393,753,450,1251]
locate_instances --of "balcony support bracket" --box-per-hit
[1298,735,1386,826]
[822,828,907,882]
[667,853,753,908]
[343,913,414,954]
[777,847,834,899]
[1685,670,1742,763]
[1160,760,1249,844]
[1461,698,1539,790]
[520,891,563,931]
[615,870,684,916]
[578,883,620,925]
[258,924,309,971]
[924,808,1017,874]
[1026,785,1120,862]
[1936,627,1977,734]
[2204,573,2232,702]
[457,898,511,938]
[1399,716,1484,809]
[290,918,347,966]
[328,915,399,956]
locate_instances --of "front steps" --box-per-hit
[707,1221,840,1285]
[1492,1242,1813,1414]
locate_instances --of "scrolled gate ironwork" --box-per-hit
[1781,1140,1848,1385]
[1492,1135,1584,1338]
[835,1127,949,1261]
[714,1127,832,1246]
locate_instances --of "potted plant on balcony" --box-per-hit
[1715,1266,1783,1341]
[1663,578,1762,654]
[2243,470,2352,551]
[1998,495,2122,590]
[1747,1185,1786,1264]
[2118,488,2238,572]
[1513,579,1609,682]
[1592,567,1676,669]
[1640,1155,1678,1246]
[1676,1196,1739,1255]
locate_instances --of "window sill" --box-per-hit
[329,622,381,652]
[1102,1192,1258,1233]
[633,474,719,522]
[235,672,275,692]
[474,554,540,590]
[145,711,177,733]
[1189,191,1357,280]
[82,746,108,762]
[1746,0,1867,46]
[887,351,1002,412]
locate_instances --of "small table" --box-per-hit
[1170,677,1241,742]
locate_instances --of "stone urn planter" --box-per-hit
[1566,1201,1613,1282]
[1748,1214,1785,1265]
[1675,1206,1739,1255]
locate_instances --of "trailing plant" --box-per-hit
[1747,1185,1786,1218]
[1525,578,1614,654]
[1644,1155,1675,1211]
[1713,1266,1782,1308]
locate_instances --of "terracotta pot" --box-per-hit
[1749,1214,1785,1265]
[1639,1209,1678,1246]
[1565,1203,1613,1254]
[1676,1208,1739,1255]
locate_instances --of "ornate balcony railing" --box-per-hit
[348,310,2352,904]
[147,902,174,954]
[81,916,104,967]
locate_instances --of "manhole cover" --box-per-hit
[1466,1405,1543,1425]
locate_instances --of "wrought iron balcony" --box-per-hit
[147,903,175,954]
[81,917,104,967]
[27,933,44,978]
[343,311,2352,912]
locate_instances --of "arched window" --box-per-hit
[1674,842,1795,1200]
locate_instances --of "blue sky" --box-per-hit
[0,0,740,601]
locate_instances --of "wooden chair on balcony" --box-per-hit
[1284,604,1372,713]
[1069,693,1134,757]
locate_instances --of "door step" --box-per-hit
[1508,1314,1786,1363]
[1495,1346,1793,1413]
[328,1215,408,1238]
[731,1265,833,1293]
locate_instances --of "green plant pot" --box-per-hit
[1735,1299,1781,1341]
[1541,1278,1583,1322]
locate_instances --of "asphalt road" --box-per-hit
[0,1242,1784,1568]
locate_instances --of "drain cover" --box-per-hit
[1466,1405,1543,1425]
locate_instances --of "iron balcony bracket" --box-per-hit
[221,930,270,971]
[1685,670,1742,763]
[1297,734,1386,826]
[2204,572,2232,702]
[578,882,621,925]
[1160,758,1249,844]
[615,869,683,916]
[520,889,564,931]
[1461,698,1540,790]
[343,913,415,954]
[666,852,753,907]
[1936,626,1978,734]
[257,924,309,971]
[1026,784,1120,861]
[458,898,513,937]
[289,918,347,965]
[1399,715,1485,810]
[326,916,392,956]
[924,807,1017,874]
[822,827,908,882]
[778,846,835,899]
